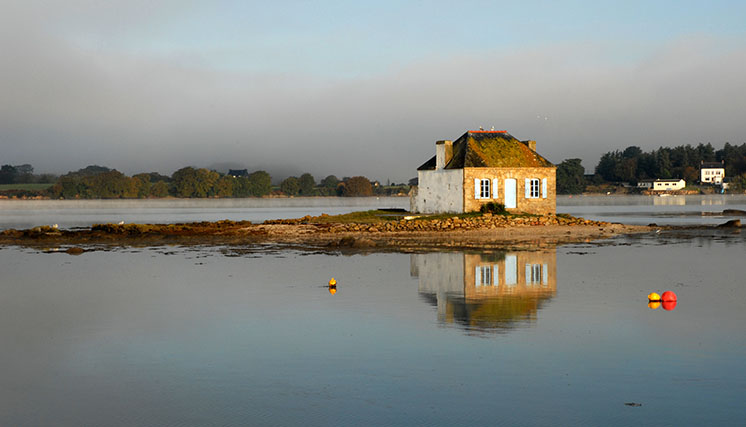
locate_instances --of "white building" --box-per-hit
[700,161,725,184]
[652,178,686,191]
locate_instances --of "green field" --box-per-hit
[0,183,53,191]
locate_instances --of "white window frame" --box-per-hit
[480,179,491,199]
[526,178,540,199]
[475,265,493,287]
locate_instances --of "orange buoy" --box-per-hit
[661,291,677,302]
[647,292,661,302]
[328,278,337,287]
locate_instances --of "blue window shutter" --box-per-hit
[525,178,530,198]
[474,179,480,199]
[492,179,498,198]
[542,178,547,198]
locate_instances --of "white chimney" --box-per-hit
[435,140,453,169]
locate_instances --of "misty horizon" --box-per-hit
[2,1,746,182]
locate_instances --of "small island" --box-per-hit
[0,210,652,253]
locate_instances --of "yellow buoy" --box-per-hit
[329,278,337,287]
[647,292,661,302]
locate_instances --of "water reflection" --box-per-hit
[411,250,557,333]
[652,195,686,206]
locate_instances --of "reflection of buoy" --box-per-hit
[648,292,661,302]
[662,300,677,311]
[648,301,661,310]
[328,278,337,295]
[661,291,677,302]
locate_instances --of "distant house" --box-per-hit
[700,161,725,184]
[228,169,248,178]
[651,178,686,191]
[412,130,556,215]
[637,180,654,189]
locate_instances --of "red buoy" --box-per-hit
[661,291,677,302]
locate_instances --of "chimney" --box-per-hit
[522,140,537,151]
[435,140,453,169]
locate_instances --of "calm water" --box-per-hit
[1,229,745,426]
[558,194,746,225]
[0,197,410,230]
[1,194,745,231]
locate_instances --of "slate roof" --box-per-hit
[700,162,724,169]
[418,131,554,171]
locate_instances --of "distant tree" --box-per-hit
[247,170,271,196]
[150,180,169,198]
[556,159,586,194]
[0,165,17,184]
[170,167,199,198]
[655,149,673,179]
[234,176,251,197]
[194,168,219,197]
[595,151,621,182]
[75,165,112,176]
[80,170,132,198]
[280,176,300,196]
[622,146,642,159]
[50,175,84,199]
[132,173,152,198]
[321,175,339,188]
[146,172,171,183]
[215,175,235,197]
[341,176,373,197]
[615,158,638,183]
[299,173,315,195]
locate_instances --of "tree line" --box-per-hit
[0,164,409,199]
[556,142,746,194]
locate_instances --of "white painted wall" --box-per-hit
[413,169,464,213]
[411,253,465,318]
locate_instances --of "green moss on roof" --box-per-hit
[446,131,554,169]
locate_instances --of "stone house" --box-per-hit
[412,130,556,215]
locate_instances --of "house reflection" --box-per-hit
[411,250,557,333]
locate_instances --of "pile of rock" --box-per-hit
[315,214,608,234]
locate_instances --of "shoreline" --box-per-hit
[0,214,655,253]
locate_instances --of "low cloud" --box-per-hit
[1,5,745,180]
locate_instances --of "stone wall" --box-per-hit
[463,167,556,215]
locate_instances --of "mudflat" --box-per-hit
[0,212,653,252]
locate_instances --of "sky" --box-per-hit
[2,0,746,182]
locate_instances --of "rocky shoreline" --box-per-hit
[0,212,655,253]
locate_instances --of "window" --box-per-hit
[480,179,490,198]
[525,263,549,286]
[476,265,493,287]
[527,179,540,198]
